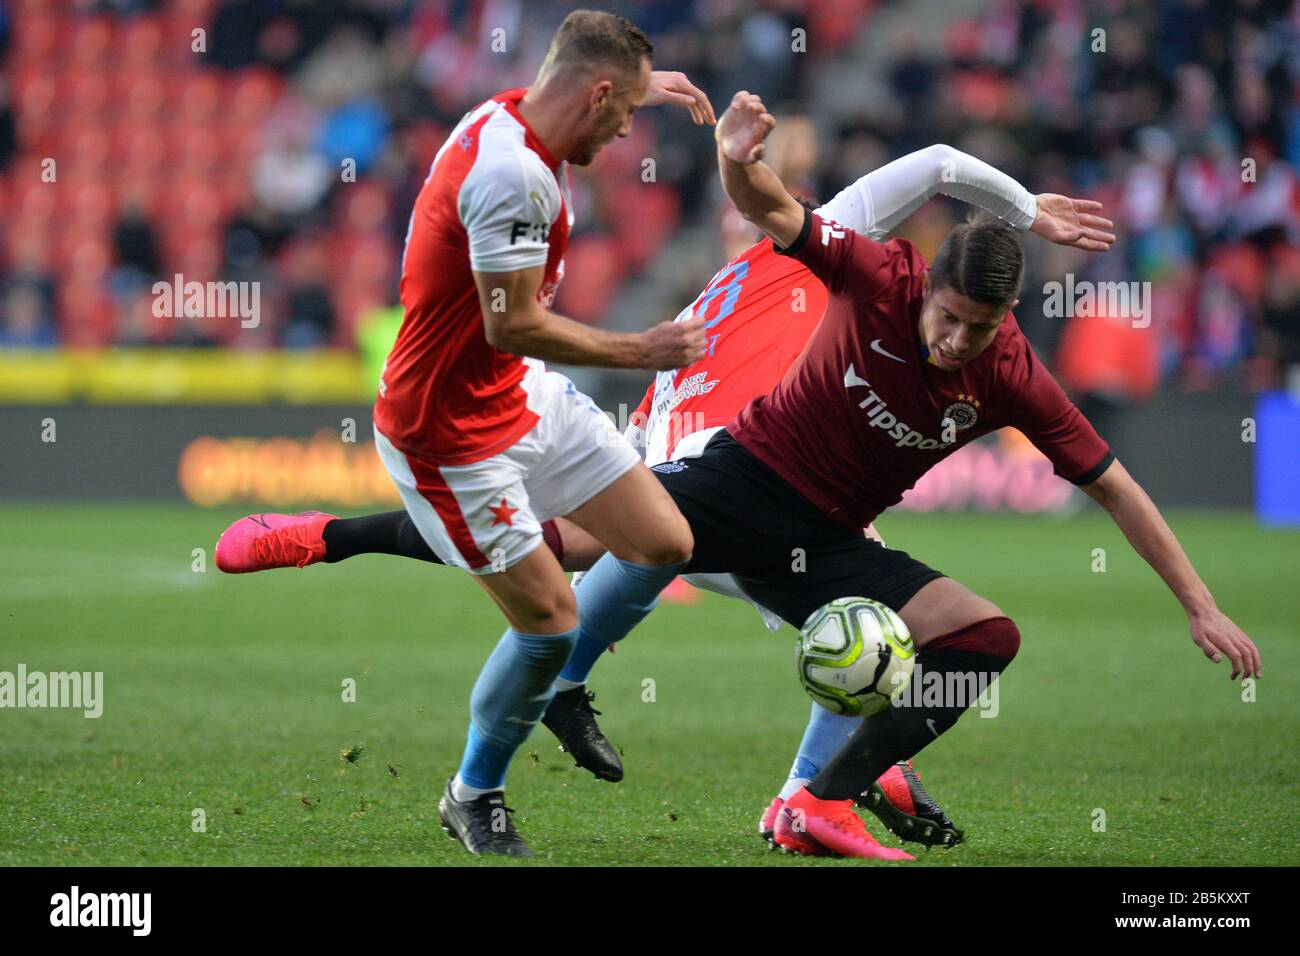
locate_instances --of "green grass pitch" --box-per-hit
[1,503,1296,866]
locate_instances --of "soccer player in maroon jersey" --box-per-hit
[711,92,1261,857]
[569,91,1261,859]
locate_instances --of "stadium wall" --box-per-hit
[0,393,1257,510]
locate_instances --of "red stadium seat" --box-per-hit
[11,13,61,67]
[158,178,226,232]
[172,73,225,125]
[120,75,168,122]
[71,17,115,68]
[10,65,53,106]
[223,124,266,169]
[114,124,168,172]
[68,235,113,280]
[51,228,112,281]
[15,178,58,226]
[121,16,165,68]
[174,126,227,175]
[65,182,116,230]
[70,127,113,173]
[15,74,57,126]
[68,69,113,118]
[170,232,223,284]
[228,70,282,126]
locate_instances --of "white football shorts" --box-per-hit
[375,365,640,575]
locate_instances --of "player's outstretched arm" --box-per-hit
[822,144,1115,252]
[715,91,806,249]
[475,265,705,371]
[1081,459,1262,679]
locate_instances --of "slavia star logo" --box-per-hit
[489,497,518,527]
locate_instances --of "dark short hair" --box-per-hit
[929,213,1025,307]
[543,9,654,78]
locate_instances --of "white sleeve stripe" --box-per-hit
[470,248,550,273]
[816,144,1037,241]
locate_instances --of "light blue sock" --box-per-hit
[457,625,579,791]
[558,554,686,685]
[779,702,861,798]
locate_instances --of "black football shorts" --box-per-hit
[649,430,944,629]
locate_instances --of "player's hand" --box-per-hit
[716,91,775,165]
[639,315,706,370]
[1031,194,1116,252]
[645,71,716,125]
[1188,605,1262,680]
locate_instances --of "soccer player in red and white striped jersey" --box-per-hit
[220,12,717,857]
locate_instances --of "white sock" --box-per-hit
[778,777,810,801]
[450,773,494,803]
[553,677,585,693]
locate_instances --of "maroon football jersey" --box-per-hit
[731,209,1113,529]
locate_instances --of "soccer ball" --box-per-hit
[796,597,916,716]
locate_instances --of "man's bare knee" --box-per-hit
[510,586,577,634]
[628,519,693,567]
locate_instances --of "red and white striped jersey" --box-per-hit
[630,240,829,466]
[374,88,574,465]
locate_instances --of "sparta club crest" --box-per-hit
[942,393,981,430]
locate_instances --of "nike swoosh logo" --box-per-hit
[926,718,939,737]
[871,338,906,363]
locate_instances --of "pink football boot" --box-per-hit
[214,512,336,573]
[777,787,915,861]
[771,793,828,856]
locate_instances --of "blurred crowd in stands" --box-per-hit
[0,0,1296,396]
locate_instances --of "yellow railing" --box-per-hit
[0,350,373,404]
